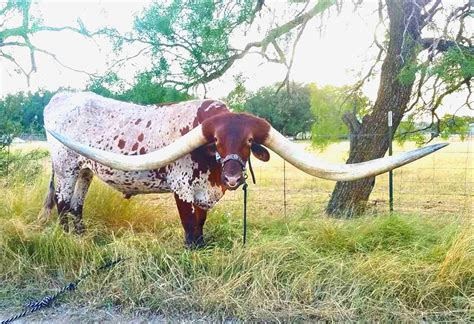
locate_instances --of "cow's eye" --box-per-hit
[248,138,253,145]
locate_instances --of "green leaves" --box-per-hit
[432,48,474,86]
[225,74,248,113]
[439,115,472,141]
[0,90,54,141]
[395,114,473,145]
[399,45,473,89]
[130,0,255,84]
[243,83,313,137]
[87,71,191,105]
[395,115,428,146]
[310,84,370,149]
[399,61,422,86]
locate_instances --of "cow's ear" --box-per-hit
[251,143,270,162]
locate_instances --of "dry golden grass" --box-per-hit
[0,139,472,321]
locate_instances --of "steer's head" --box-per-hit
[202,113,271,190]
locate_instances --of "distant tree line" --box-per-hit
[396,115,474,145]
[86,72,191,105]
[0,90,56,146]
[0,73,189,147]
[224,76,365,143]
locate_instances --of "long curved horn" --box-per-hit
[264,127,448,181]
[46,125,207,171]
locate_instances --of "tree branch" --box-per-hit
[248,0,265,26]
[431,78,470,113]
[182,0,335,89]
[420,37,474,54]
[261,0,335,49]
[342,111,361,135]
[420,0,441,28]
[0,50,31,83]
[1,2,94,84]
[276,19,308,94]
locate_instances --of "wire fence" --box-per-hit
[228,134,472,217]
[1,132,472,217]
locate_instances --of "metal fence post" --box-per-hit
[388,111,394,212]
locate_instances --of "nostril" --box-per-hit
[224,175,241,186]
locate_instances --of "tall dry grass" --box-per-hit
[0,174,472,320]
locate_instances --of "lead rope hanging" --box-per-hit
[242,182,248,245]
[247,155,256,185]
[1,258,126,324]
[242,155,256,245]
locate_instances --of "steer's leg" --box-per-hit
[70,168,93,235]
[193,204,207,247]
[54,168,79,233]
[174,193,207,248]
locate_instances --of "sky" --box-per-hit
[0,0,471,118]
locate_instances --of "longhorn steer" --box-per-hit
[42,92,448,247]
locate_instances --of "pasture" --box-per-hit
[0,140,472,321]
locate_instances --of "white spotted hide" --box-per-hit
[44,91,227,209]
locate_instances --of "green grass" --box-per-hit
[0,170,472,321]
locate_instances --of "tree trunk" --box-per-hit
[326,0,423,217]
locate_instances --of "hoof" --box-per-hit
[60,222,70,233]
[73,224,86,235]
[185,236,206,249]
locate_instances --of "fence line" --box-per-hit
[1,132,472,216]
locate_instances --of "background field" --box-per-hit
[0,139,472,321]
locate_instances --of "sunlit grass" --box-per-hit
[0,139,472,320]
[0,183,472,320]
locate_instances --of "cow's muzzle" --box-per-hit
[218,153,246,190]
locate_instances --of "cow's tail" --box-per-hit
[38,168,56,223]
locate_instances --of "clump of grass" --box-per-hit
[0,149,49,185]
[0,171,472,321]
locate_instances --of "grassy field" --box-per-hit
[0,139,472,321]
